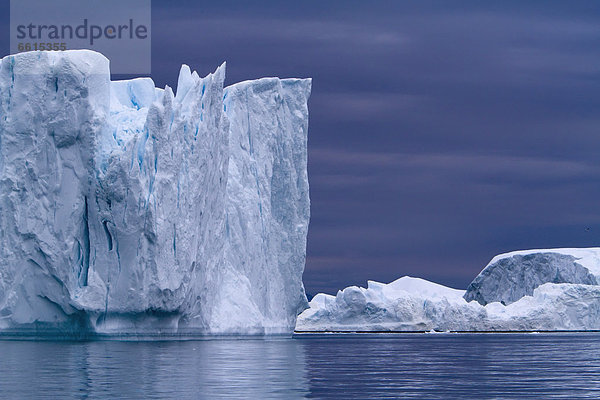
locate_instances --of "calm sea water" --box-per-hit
[0,333,599,399]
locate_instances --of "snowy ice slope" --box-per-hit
[0,50,311,336]
[297,249,600,332]
[296,276,600,332]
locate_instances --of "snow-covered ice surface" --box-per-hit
[0,50,311,337]
[297,249,600,332]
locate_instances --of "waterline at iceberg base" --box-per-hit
[0,50,311,338]
[296,248,600,332]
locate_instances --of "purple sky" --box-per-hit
[3,1,600,295]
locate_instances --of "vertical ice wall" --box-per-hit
[0,51,110,332]
[0,50,311,336]
[216,78,311,333]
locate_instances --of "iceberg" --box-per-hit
[296,248,600,332]
[464,248,599,305]
[0,50,311,337]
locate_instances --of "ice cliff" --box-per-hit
[296,248,600,332]
[0,50,311,337]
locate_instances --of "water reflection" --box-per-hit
[1,334,600,399]
[301,333,600,399]
[0,339,309,399]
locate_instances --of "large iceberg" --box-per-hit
[0,50,311,337]
[296,248,600,332]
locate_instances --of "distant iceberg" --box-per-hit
[0,50,311,337]
[296,248,600,332]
